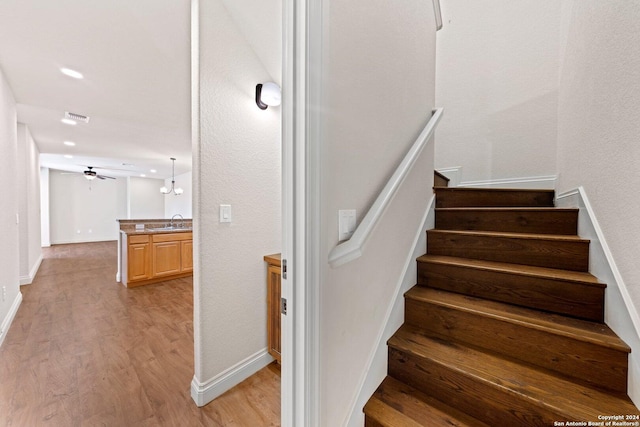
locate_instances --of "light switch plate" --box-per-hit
[338,209,356,241]
[220,204,232,223]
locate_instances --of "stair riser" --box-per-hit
[404,299,628,393]
[435,189,555,208]
[435,209,578,235]
[427,231,590,272]
[434,172,450,188]
[417,261,604,322]
[389,347,570,426]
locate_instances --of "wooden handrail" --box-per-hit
[328,108,444,267]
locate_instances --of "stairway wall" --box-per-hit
[556,2,640,369]
[434,0,560,184]
[318,1,437,424]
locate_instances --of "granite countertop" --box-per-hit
[120,227,193,236]
[118,218,193,235]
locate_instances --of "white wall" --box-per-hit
[16,123,42,284]
[49,170,127,244]
[164,170,192,218]
[434,0,561,184]
[0,67,21,346]
[40,167,50,247]
[193,0,281,399]
[318,1,437,424]
[556,0,640,352]
[128,176,165,219]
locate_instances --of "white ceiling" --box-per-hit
[0,0,192,179]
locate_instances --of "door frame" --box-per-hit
[281,0,322,425]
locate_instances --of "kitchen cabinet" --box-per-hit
[264,253,281,364]
[128,234,151,282]
[122,231,192,287]
[181,240,193,272]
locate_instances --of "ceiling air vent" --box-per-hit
[64,111,90,123]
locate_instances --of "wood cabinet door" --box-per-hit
[152,241,182,277]
[267,264,281,363]
[128,242,151,281]
[181,240,193,272]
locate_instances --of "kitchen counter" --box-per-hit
[116,218,193,285]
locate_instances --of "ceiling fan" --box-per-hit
[82,166,115,180]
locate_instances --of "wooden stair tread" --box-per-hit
[434,187,556,208]
[428,229,587,242]
[433,187,555,193]
[417,254,604,287]
[405,287,629,352]
[389,325,639,418]
[435,207,577,212]
[365,376,491,427]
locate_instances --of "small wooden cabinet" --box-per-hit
[123,231,193,287]
[264,253,281,364]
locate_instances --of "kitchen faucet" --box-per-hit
[170,214,185,228]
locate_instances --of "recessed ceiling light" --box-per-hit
[63,141,76,146]
[140,174,146,178]
[60,68,83,79]
[150,169,157,173]
[64,155,73,159]
[61,118,77,126]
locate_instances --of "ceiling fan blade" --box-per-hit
[97,175,116,180]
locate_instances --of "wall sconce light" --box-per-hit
[255,82,281,110]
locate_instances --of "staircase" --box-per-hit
[364,181,640,426]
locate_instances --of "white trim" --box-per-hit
[556,186,640,406]
[459,175,557,189]
[190,349,273,407]
[345,195,435,427]
[328,108,444,268]
[0,292,22,348]
[435,166,462,187]
[282,0,323,425]
[19,254,43,285]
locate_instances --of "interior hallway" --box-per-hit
[0,241,280,426]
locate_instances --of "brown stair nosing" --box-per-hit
[404,286,629,353]
[417,255,605,288]
[364,397,425,427]
[433,186,555,193]
[435,207,578,212]
[388,325,639,418]
[365,376,491,427]
[428,229,589,243]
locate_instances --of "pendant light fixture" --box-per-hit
[160,157,184,195]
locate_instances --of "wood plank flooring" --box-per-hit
[0,241,280,426]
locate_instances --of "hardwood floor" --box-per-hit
[0,241,280,426]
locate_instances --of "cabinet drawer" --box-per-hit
[152,232,192,243]
[129,234,150,244]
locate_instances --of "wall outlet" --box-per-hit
[2,286,6,302]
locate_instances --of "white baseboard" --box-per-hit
[345,195,436,427]
[460,175,557,189]
[556,186,640,407]
[19,254,43,285]
[0,292,23,348]
[190,348,274,407]
[435,166,462,187]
